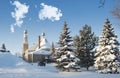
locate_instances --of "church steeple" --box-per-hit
[38,35,41,49]
[22,29,28,59]
[23,29,28,44]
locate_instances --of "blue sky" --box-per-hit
[0,0,119,54]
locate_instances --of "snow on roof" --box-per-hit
[40,37,50,50]
[33,49,50,55]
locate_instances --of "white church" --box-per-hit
[22,29,51,63]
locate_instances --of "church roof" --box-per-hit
[33,49,50,55]
[40,38,50,50]
[40,33,50,50]
[33,33,51,55]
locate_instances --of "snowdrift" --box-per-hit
[0,52,30,68]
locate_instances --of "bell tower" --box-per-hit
[38,35,41,49]
[22,29,28,59]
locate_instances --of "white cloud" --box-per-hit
[39,3,62,22]
[10,1,29,32]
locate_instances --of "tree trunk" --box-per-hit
[87,66,89,71]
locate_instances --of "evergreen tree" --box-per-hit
[50,42,55,55]
[55,22,80,71]
[73,35,81,61]
[73,35,80,48]
[2,43,6,50]
[76,25,97,70]
[94,19,120,74]
[50,42,55,62]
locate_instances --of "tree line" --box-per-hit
[50,19,120,74]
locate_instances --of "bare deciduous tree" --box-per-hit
[98,0,105,8]
[111,0,120,20]
[99,0,120,21]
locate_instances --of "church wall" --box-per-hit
[28,54,33,62]
[33,54,45,62]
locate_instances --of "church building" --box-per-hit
[22,29,51,63]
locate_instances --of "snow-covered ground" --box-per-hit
[0,52,120,78]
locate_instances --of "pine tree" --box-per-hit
[73,35,80,48]
[76,25,97,70]
[73,35,81,62]
[50,42,55,55]
[50,42,56,62]
[55,21,80,71]
[94,19,120,74]
[2,43,6,51]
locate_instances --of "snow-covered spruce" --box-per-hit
[55,22,80,72]
[94,19,120,74]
